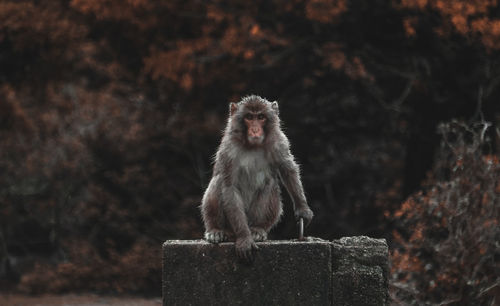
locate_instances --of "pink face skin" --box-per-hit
[244,112,266,146]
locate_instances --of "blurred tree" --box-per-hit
[391,121,500,305]
[0,0,498,296]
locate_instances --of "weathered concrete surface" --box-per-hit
[163,239,331,306]
[331,236,389,306]
[163,236,388,306]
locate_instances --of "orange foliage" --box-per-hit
[0,86,34,133]
[305,0,347,23]
[70,0,159,29]
[391,250,423,273]
[391,121,500,304]
[399,0,428,9]
[403,17,418,37]
[0,2,86,50]
[397,0,500,49]
[19,239,160,294]
[321,43,373,80]
[143,38,211,88]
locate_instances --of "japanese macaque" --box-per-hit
[201,95,313,260]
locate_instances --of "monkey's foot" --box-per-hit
[204,230,227,243]
[250,228,268,242]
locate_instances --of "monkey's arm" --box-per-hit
[277,152,314,226]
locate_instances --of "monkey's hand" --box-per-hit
[235,236,259,262]
[295,206,314,226]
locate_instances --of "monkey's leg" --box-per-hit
[201,175,229,243]
[221,185,258,261]
[248,183,283,242]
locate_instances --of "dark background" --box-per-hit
[0,0,499,304]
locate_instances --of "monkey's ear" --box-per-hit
[271,101,279,115]
[230,102,238,116]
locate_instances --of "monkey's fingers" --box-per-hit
[237,247,253,262]
[251,228,267,242]
[204,230,227,243]
[296,217,312,227]
[236,248,244,260]
[295,208,314,227]
[247,243,259,261]
[236,242,259,262]
[249,242,260,261]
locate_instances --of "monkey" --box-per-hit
[201,95,313,260]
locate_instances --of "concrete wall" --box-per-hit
[163,236,388,306]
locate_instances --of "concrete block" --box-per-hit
[162,236,388,306]
[331,236,389,306]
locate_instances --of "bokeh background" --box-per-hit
[0,0,499,304]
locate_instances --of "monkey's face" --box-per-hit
[229,96,278,147]
[243,112,266,146]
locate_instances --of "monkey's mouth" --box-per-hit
[247,135,264,145]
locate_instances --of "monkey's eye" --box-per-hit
[257,114,265,120]
[244,114,253,120]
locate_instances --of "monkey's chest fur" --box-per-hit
[233,149,277,207]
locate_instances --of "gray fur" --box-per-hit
[201,95,314,260]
